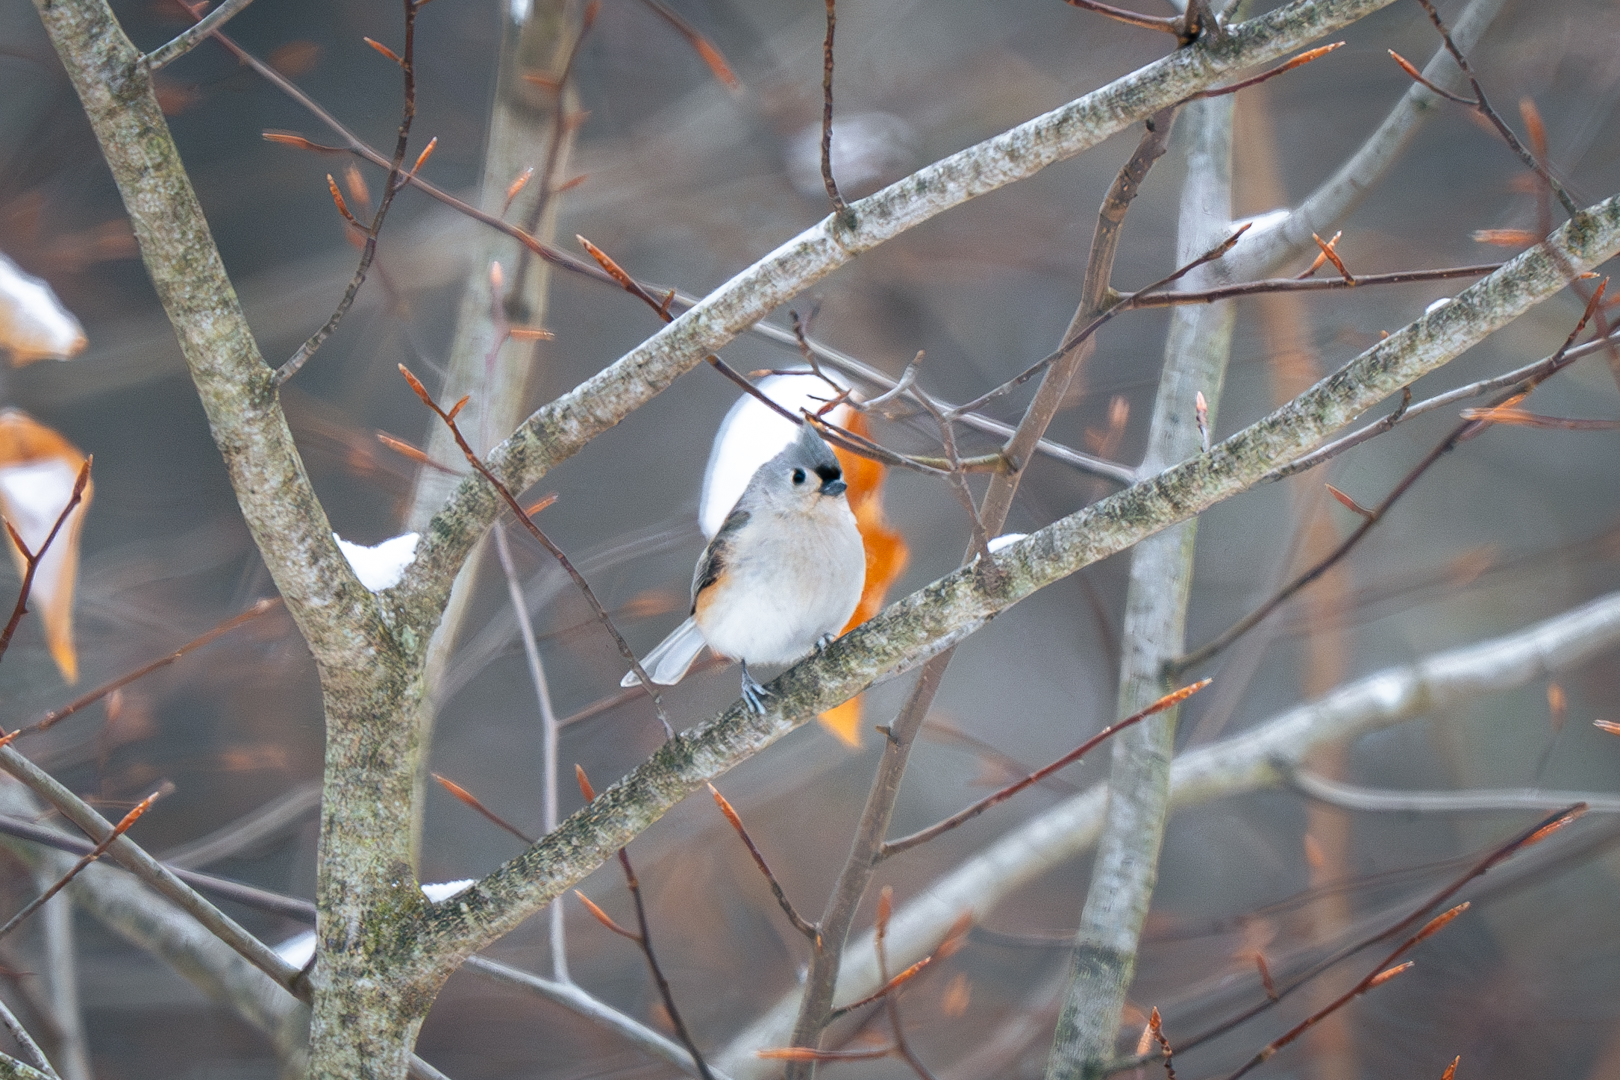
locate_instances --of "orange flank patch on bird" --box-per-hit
[820,411,909,747]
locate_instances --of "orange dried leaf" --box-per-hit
[508,326,554,341]
[574,763,596,800]
[325,174,361,228]
[503,167,534,212]
[576,236,635,290]
[1521,806,1586,848]
[1441,1056,1461,1080]
[694,37,742,91]
[554,174,589,194]
[446,395,471,422]
[1255,952,1278,1001]
[524,493,558,517]
[819,412,910,746]
[0,411,93,681]
[523,72,561,90]
[936,909,974,959]
[397,364,431,404]
[1595,719,1620,736]
[876,885,893,935]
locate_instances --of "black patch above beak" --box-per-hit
[814,462,844,496]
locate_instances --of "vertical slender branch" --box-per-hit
[783,107,1180,1076]
[1047,94,1235,1080]
[820,0,849,218]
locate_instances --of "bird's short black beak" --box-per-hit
[819,477,847,497]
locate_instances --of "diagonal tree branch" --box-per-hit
[389,0,1406,624]
[414,191,1620,972]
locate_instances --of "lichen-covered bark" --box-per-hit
[30,2,435,1075]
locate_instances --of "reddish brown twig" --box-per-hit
[1220,903,1468,1080]
[819,0,849,218]
[502,2,599,309]
[1454,407,1619,430]
[636,0,741,90]
[1254,953,1278,1001]
[398,364,673,736]
[947,225,1252,418]
[1148,1008,1177,1080]
[3,598,282,747]
[1176,281,1609,671]
[0,782,173,942]
[1060,0,1185,36]
[707,784,819,942]
[431,773,534,844]
[1403,0,1579,217]
[574,767,715,1079]
[1130,263,1501,306]
[1168,804,1587,1062]
[0,459,91,674]
[271,0,422,384]
[880,679,1211,858]
[1194,42,1343,98]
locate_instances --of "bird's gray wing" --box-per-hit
[691,507,750,612]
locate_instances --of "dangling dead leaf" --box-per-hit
[0,410,93,682]
[821,411,910,747]
[0,251,87,365]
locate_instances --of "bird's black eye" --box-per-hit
[792,467,807,485]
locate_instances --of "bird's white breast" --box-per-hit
[696,499,865,666]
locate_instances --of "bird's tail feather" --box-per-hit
[620,618,707,687]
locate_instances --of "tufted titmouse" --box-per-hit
[622,423,866,713]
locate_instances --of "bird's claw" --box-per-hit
[740,663,774,715]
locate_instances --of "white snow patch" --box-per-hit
[421,879,476,902]
[335,532,419,592]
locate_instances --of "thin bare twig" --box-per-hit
[10,598,280,744]
[0,460,91,673]
[0,784,172,944]
[1060,0,1185,37]
[398,364,673,736]
[946,223,1248,419]
[881,679,1210,858]
[1129,262,1500,306]
[707,784,818,941]
[272,0,420,384]
[819,0,848,218]
[1193,42,1343,98]
[1167,804,1587,1065]
[1176,280,1609,671]
[1406,0,1580,217]
[142,0,258,69]
[617,845,715,1080]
